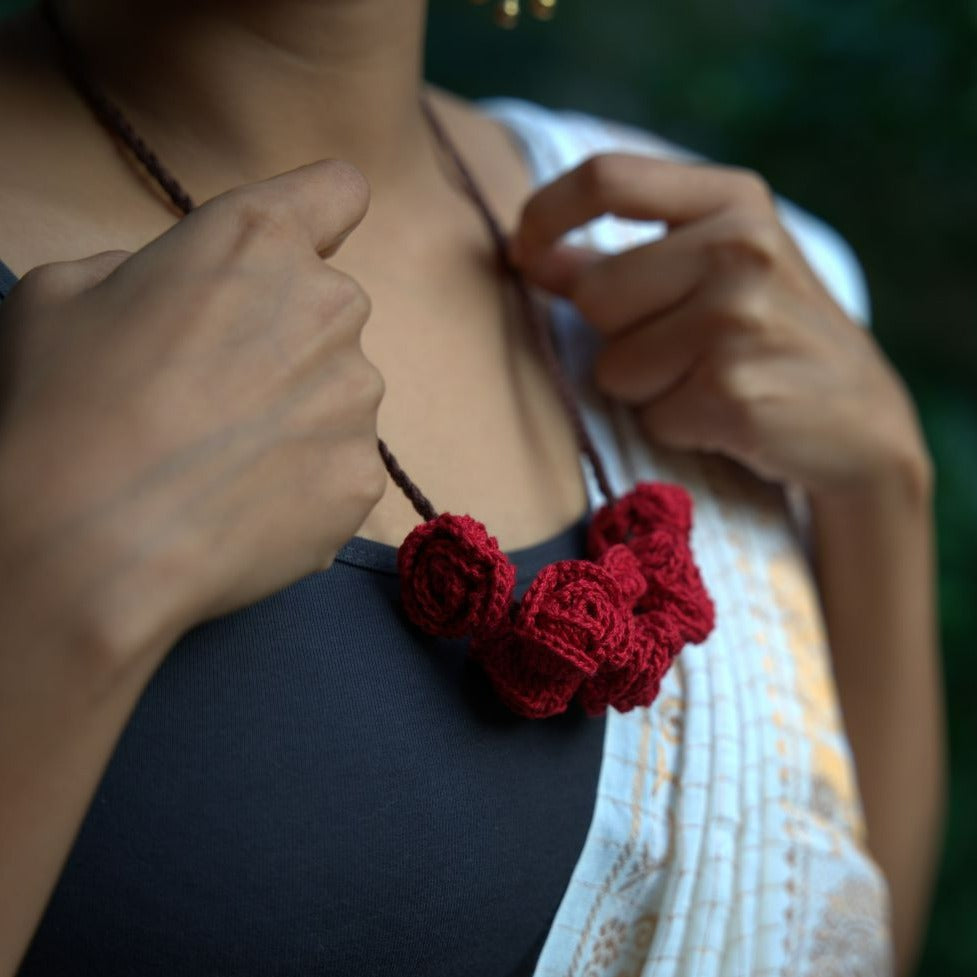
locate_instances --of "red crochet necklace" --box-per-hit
[41,0,715,719]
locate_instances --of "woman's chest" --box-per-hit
[347,261,591,550]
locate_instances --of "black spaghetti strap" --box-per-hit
[0,258,19,302]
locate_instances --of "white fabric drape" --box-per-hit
[481,97,893,977]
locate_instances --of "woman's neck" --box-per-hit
[55,0,433,194]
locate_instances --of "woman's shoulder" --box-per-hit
[480,96,871,326]
[479,95,701,170]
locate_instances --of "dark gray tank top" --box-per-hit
[0,262,606,977]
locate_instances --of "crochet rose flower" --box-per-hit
[577,611,680,717]
[587,481,693,558]
[397,513,516,639]
[597,543,647,606]
[471,626,584,720]
[631,528,715,647]
[513,559,634,675]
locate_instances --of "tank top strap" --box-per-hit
[0,258,18,302]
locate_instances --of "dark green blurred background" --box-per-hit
[2,0,974,973]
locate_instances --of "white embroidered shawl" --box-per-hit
[481,97,893,977]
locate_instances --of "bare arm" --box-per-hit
[510,152,948,975]
[811,449,946,977]
[0,160,384,975]
[0,594,169,977]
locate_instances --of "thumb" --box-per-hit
[508,240,602,297]
[14,250,133,305]
[58,249,134,293]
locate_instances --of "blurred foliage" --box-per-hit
[426,2,975,973]
[0,0,974,973]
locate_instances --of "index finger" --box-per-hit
[122,159,371,282]
[512,153,771,258]
[200,158,372,258]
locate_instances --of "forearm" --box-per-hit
[0,563,169,977]
[810,450,945,977]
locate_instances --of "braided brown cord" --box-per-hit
[41,0,195,215]
[39,0,616,521]
[420,99,616,505]
[378,439,437,522]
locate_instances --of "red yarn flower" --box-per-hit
[578,611,681,717]
[513,559,634,674]
[398,483,716,721]
[471,626,585,720]
[398,513,515,639]
[587,481,693,558]
[597,543,647,606]
[630,528,715,647]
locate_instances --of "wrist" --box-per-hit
[809,433,934,519]
[0,522,179,696]
[0,439,187,689]
[806,437,936,621]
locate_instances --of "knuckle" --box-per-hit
[739,290,773,337]
[212,187,291,248]
[318,270,371,330]
[362,361,386,410]
[712,287,773,340]
[346,357,386,414]
[332,352,386,417]
[347,437,387,505]
[578,153,627,199]
[695,356,764,445]
[696,354,744,404]
[730,167,775,206]
[710,215,781,272]
[344,277,373,323]
[365,456,388,505]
